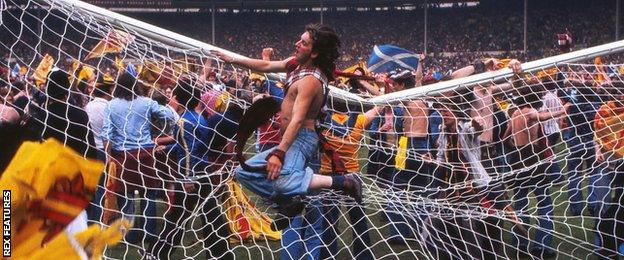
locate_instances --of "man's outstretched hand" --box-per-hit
[211,50,235,63]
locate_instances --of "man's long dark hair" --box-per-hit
[305,23,341,82]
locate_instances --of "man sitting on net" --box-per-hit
[212,23,362,226]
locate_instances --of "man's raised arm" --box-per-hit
[212,50,293,73]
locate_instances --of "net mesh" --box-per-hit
[2,1,624,259]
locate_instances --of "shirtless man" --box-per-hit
[385,70,434,244]
[449,58,523,259]
[504,90,568,258]
[212,23,362,213]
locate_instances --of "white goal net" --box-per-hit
[2,0,624,259]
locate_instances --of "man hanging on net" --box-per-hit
[212,23,362,225]
[503,87,569,258]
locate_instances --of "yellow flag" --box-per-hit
[223,180,281,242]
[84,29,135,61]
[395,136,408,170]
[77,65,95,83]
[33,54,55,86]
[114,56,125,72]
[339,60,369,82]
[19,66,28,76]
[29,219,131,260]
[1,139,104,258]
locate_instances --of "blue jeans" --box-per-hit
[117,189,158,245]
[323,186,374,260]
[512,184,554,251]
[546,133,563,182]
[257,142,279,153]
[87,149,107,223]
[235,129,319,199]
[280,197,324,260]
[565,135,611,216]
[367,146,395,185]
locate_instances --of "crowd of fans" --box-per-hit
[125,0,620,70]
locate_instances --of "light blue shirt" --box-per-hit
[102,96,175,151]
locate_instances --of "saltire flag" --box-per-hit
[126,62,137,77]
[84,29,135,61]
[10,63,21,78]
[367,45,419,74]
[33,54,55,86]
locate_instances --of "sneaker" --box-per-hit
[269,196,305,231]
[343,173,363,204]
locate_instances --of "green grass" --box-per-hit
[104,140,607,259]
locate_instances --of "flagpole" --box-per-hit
[320,0,324,24]
[617,0,620,41]
[423,0,428,54]
[211,2,216,45]
[523,0,527,52]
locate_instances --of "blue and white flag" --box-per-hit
[10,63,20,78]
[126,62,137,77]
[367,45,419,74]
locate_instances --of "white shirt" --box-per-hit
[472,88,495,143]
[85,97,109,149]
[436,121,491,188]
[540,91,563,135]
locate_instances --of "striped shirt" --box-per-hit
[285,66,328,90]
[540,90,563,135]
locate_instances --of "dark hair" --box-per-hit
[173,76,200,110]
[46,69,71,100]
[225,102,244,123]
[390,70,415,89]
[0,122,39,173]
[305,23,341,81]
[152,91,168,106]
[113,72,141,100]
